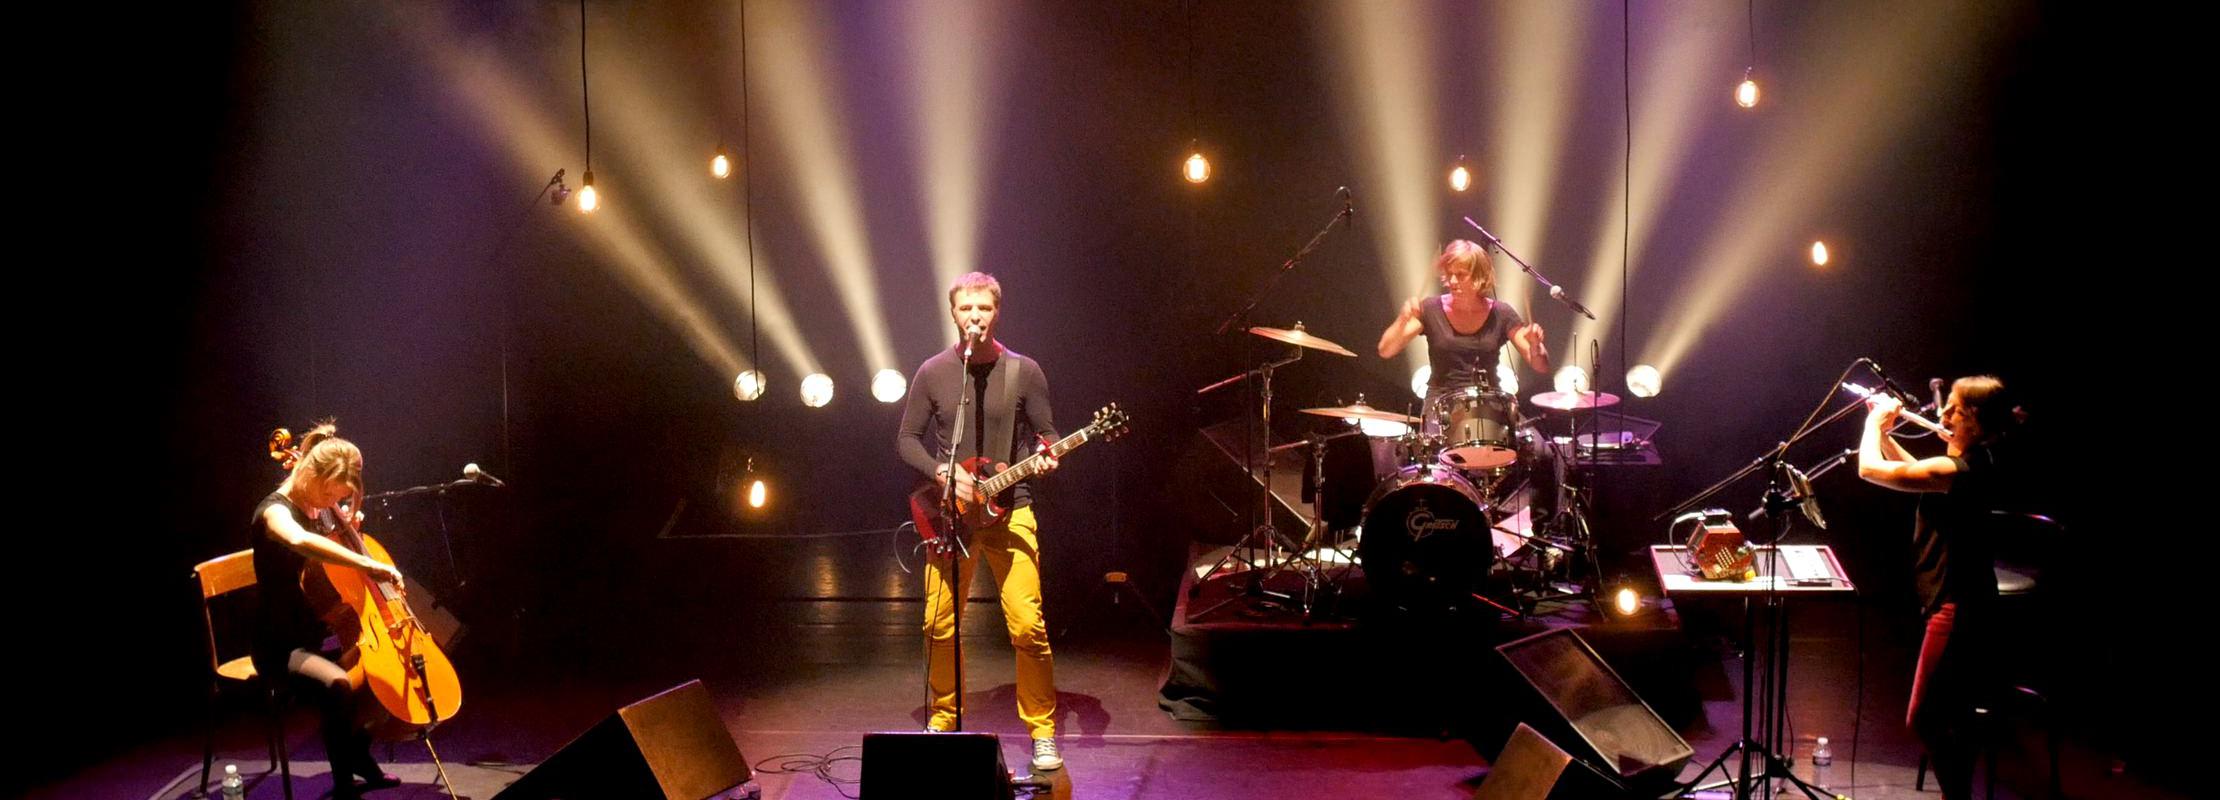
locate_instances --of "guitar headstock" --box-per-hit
[1088,403,1131,441]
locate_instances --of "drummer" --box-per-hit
[1376,239,1551,418]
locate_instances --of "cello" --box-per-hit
[269,428,463,741]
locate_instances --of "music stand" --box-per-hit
[1652,544,1855,799]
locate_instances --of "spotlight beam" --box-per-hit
[1319,2,1440,372]
[903,0,1010,338]
[594,45,821,378]
[1645,1,1995,375]
[1571,5,1736,351]
[755,0,899,374]
[1484,2,1594,319]
[387,5,750,379]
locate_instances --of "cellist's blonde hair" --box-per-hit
[292,421,363,497]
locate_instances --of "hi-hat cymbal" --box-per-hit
[1529,390,1622,411]
[1249,324,1356,357]
[1299,402,1421,424]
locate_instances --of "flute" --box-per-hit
[1842,382,1952,438]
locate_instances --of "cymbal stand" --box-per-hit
[1192,347,1303,617]
[1271,427,1367,616]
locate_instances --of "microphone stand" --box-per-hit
[1462,217,1595,320]
[1212,196,1353,336]
[1658,387,1931,523]
[362,476,495,596]
[492,169,570,478]
[938,333,981,732]
[362,478,482,504]
[1661,364,1924,799]
[1194,193,1350,618]
[1664,435,1837,800]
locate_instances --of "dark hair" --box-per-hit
[1952,375,2025,442]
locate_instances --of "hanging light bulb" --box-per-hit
[1735,68,1760,109]
[711,145,732,179]
[1810,241,1831,267]
[1448,156,1472,193]
[742,457,767,510]
[1182,150,1211,184]
[576,169,599,213]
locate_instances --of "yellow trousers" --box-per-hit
[923,505,1056,738]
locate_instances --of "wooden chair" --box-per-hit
[193,549,293,800]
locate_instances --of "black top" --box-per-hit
[251,492,330,666]
[1911,445,2003,615]
[896,344,1057,508]
[1421,296,1524,394]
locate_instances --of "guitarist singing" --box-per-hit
[896,271,1065,772]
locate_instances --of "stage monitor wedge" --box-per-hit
[1474,723,1629,800]
[860,731,1012,799]
[491,679,750,800]
[1493,628,1693,794]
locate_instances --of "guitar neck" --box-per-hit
[980,428,1094,496]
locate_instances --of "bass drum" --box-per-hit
[1359,464,1496,613]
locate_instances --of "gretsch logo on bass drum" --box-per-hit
[1405,500,1460,542]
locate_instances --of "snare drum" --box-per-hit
[1429,388,1520,469]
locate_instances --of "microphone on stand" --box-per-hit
[1860,358,1924,407]
[1784,461,1826,529]
[1549,285,1597,320]
[463,463,507,487]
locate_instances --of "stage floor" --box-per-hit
[39,532,2180,800]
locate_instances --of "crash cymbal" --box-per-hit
[1248,323,1357,357]
[1299,401,1421,424]
[1529,390,1622,411]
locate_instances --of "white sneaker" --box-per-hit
[1030,737,1063,771]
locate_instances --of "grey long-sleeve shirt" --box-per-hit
[896,343,1057,508]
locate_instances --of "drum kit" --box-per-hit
[1203,324,1624,618]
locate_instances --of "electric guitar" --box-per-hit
[907,403,1129,554]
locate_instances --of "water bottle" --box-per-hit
[1811,736,1834,767]
[220,764,246,799]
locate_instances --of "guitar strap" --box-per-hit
[987,353,1021,466]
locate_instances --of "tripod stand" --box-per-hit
[1487,409,1606,614]
[1673,462,1843,800]
[1191,346,1305,618]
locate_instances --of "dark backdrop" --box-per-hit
[32,0,2180,791]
